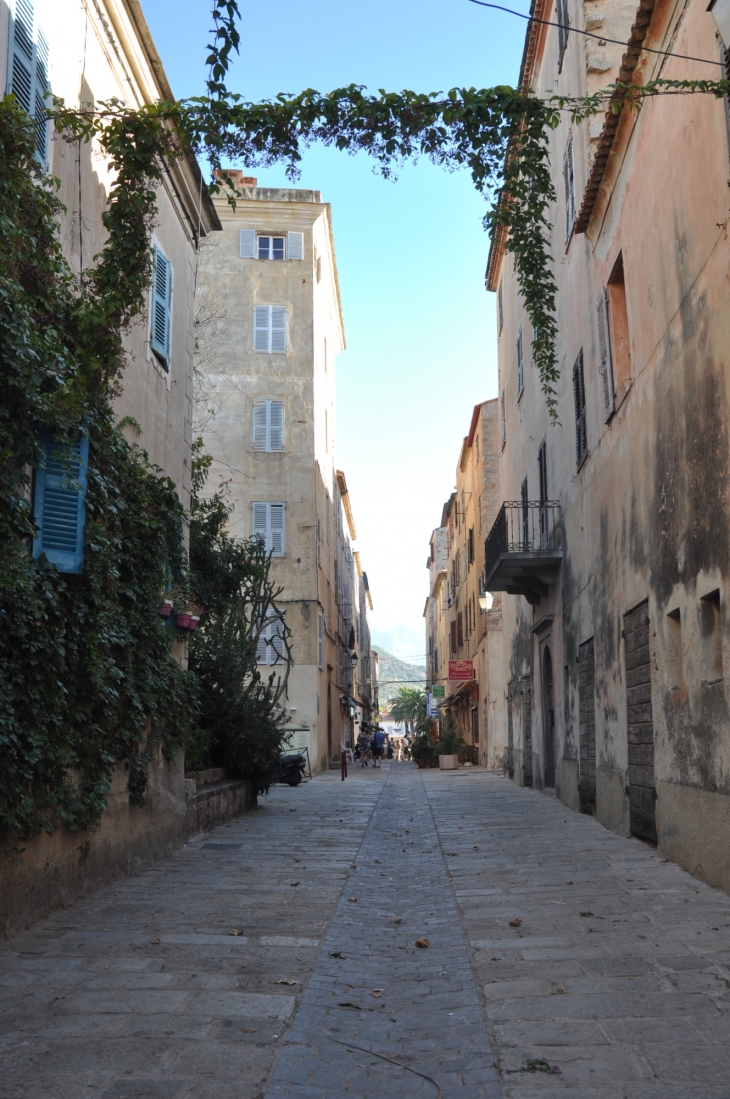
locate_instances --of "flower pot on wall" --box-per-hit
[439,754,459,770]
[175,612,192,628]
[160,599,173,617]
[188,615,200,631]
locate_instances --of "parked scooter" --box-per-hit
[277,753,307,786]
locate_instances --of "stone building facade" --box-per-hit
[197,177,377,774]
[425,400,504,766]
[486,0,730,888]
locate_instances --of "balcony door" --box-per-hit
[542,646,556,787]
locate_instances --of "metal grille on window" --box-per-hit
[573,349,588,466]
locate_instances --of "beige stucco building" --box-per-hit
[0,0,220,932]
[487,0,730,889]
[197,176,377,774]
[425,400,504,766]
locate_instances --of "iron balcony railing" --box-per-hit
[485,500,561,579]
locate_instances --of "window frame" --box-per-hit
[150,245,173,370]
[252,399,285,452]
[252,501,286,556]
[573,349,588,468]
[253,305,287,354]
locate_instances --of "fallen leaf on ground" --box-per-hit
[587,928,594,933]
[375,859,381,864]
[371,989,384,998]
[329,951,347,959]
[509,918,522,928]
[229,929,244,936]
[290,881,300,887]
[392,917,402,924]
[150,936,161,945]
[289,809,297,812]
[274,978,299,985]
[240,1027,255,1033]
[294,857,301,862]
[348,896,358,903]
[338,1001,361,1010]
[415,938,429,948]
[350,863,357,869]
[584,846,592,851]
[473,845,479,850]
[579,912,594,918]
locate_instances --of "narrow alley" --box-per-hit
[2,765,730,1098]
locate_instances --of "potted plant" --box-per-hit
[410,731,432,769]
[159,597,173,617]
[438,714,464,770]
[188,603,202,631]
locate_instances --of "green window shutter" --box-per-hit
[32,434,89,574]
[150,247,172,368]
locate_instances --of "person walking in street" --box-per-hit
[371,726,386,768]
[356,728,371,767]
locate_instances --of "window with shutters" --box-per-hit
[516,327,524,398]
[318,612,325,669]
[501,391,506,446]
[252,400,284,451]
[468,527,475,566]
[32,435,89,574]
[256,611,286,666]
[253,305,287,354]
[573,349,588,468]
[238,230,304,260]
[556,0,569,70]
[450,620,457,656]
[478,495,482,534]
[603,252,631,403]
[252,501,285,555]
[538,439,549,547]
[7,0,49,164]
[457,611,464,648]
[563,136,576,243]
[150,246,172,368]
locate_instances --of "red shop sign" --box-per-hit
[448,660,474,681]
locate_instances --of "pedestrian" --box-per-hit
[371,725,386,768]
[356,728,371,767]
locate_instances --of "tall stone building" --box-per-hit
[198,174,376,774]
[425,400,503,765]
[486,0,730,888]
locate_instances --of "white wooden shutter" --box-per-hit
[270,307,287,353]
[254,305,271,352]
[318,612,325,669]
[517,328,524,395]
[256,622,270,664]
[270,504,285,556]
[252,501,268,542]
[252,401,268,450]
[287,231,304,260]
[239,229,256,258]
[270,614,286,663]
[563,138,575,242]
[268,401,284,451]
[150,248,172,367]
[596,288,615,421]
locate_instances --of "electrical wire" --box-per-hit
[467,0,725,67]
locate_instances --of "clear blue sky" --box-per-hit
[142,0,526,662]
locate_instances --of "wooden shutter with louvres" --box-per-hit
[252,502,268,543]
[253,402,268,450]
[596,288,615,421]
[150,248,172,367]
[270,307,287,353]
[269,504,285,555]
[34,28,48,160]
[318,612,325,668]
[270,614,286,663]
[239,229,256,258]
[32,435,89,574]
[517,328,524,395]
[256,622,270,664]
[268,401,284,450]
[254,305,271,352]
[573,350,587,466]
[9,0,48,164]
[287,231,304,260]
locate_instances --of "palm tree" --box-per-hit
[390,687,427,736]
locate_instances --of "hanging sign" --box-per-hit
[432,685,445,698]
[448,660,474,681]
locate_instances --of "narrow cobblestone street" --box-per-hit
[2,764,730,1098]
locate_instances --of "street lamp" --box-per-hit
[350,651,359,668]
[478,589,494,612]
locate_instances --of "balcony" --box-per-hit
[485,501,562,606]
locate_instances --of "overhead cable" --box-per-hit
[467,0,724,67]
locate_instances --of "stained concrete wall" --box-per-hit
[492,0,730,889]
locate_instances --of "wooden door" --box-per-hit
[623,601,657,842]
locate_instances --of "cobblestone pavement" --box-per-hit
[2,765,730,1098]
[424,769,730,1098]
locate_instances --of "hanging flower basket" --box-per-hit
[175,611,192,629]
[188,614,200,631]
[160,598,173,617]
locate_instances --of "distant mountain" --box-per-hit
[375,647,427,710]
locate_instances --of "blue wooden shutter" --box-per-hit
[8,0,34,113]
[33,434,89,574]
[150,247,172,368]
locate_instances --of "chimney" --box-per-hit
[213,169,257,187]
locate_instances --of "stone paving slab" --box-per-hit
[423,769,730,1096]
[263,764,502,1099]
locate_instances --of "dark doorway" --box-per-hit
[521,674,533,787]
[327,682,333,761]
[542,647,556,787]
[578,638,597,814]
[506,681,515,779]
[623,601,657,842]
